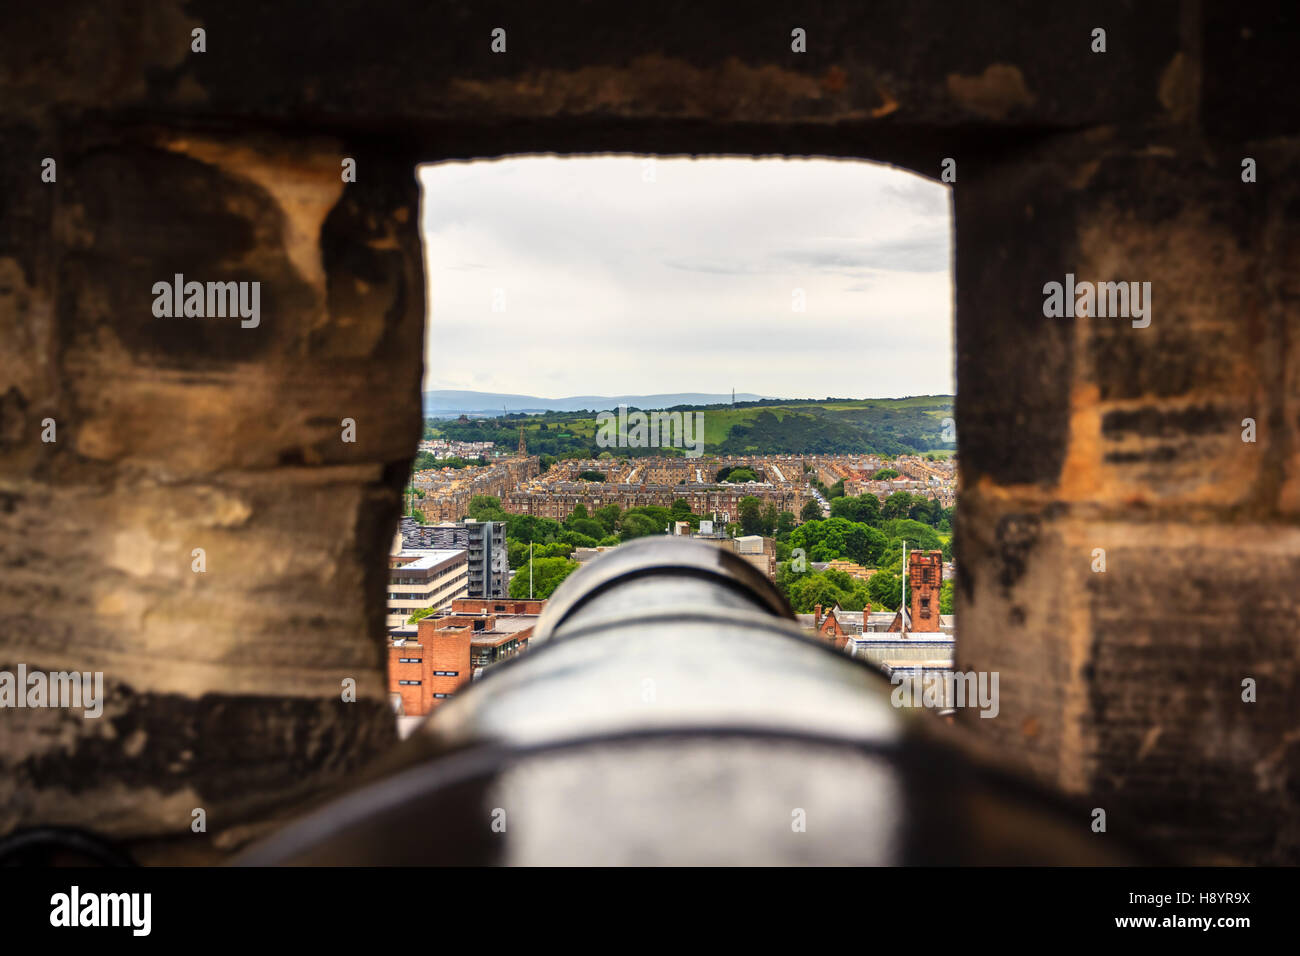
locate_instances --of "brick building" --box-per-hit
[887,550,944,633]
[811,604,850,651]
[388,597,545,718]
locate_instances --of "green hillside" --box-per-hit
[430,396,955,459]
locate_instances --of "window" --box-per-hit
[398,679,421,685]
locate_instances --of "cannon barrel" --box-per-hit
[237,537,1154,865]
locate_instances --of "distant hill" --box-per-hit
[423,389,770,417]
[429,395,956,458]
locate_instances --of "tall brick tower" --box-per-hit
[887,549,943,632]
[517,425,526,456]
[907,549,943,631]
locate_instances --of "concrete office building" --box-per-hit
[386,543,469,629]
[399,516,507,600]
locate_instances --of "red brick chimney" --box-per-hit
[814,604,823,628]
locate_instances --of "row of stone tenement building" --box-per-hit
[542,453,947,486]
[417,438,497,458]
[843,475,957,508]
[412,451,955,523]
[412,454,540,521]
[503,480,809,523]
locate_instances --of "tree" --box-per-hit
[625,505,672,530]
[567,503,589,523]
[782,568,872,613]
[908,496,943,527]
[853,494,882,525]
[468,495,508,522]
[577,470,606,482]
[538,542,574,560]
[775,511,797,541]
[760,503,779,536]
[843,523,889,567]
[738,496,764,536]
[866,566,902,611]
[800,499,823,523]
[788,575,847,613]
[829,493,882,526]
[508,556,578,600]
[594,504,622,535]
[559,529,600,549]
[882,518,942,553]
[940,579,954,615]
[568,517,605,541]
[406,607,438,625]
[619,513,661,541]
[872,467,900,480]
[881,490,915,521]
[828,496,857,522]
[788,517,886,566]
[504,513,563,545]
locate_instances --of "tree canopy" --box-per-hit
[508,556,578,600]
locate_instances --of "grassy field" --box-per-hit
[435,395,957,458]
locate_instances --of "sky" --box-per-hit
[418,155,954,400]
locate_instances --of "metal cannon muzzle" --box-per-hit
[238,538,1156,865]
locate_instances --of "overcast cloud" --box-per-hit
[419,156,954,400]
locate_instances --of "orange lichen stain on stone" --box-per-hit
[965,472,1058,510]
[1021,716,1040,739]
[946,64,1035,120]
[159,135,344,291]
[1136,725,1164,761]
[1057,383,1104,501]
[869,82,900,118]
[821,65,847,93]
